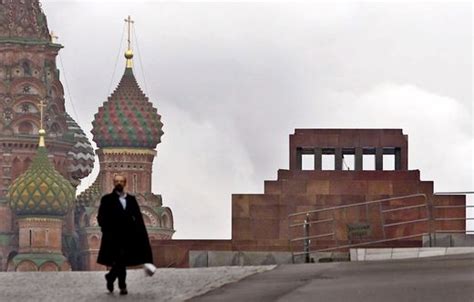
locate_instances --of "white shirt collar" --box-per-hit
[117,192,127,209]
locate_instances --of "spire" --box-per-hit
[38,99,47,147]
[124,15,135,69]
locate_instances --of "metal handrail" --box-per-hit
[289,218,334,228]
[288,193,426,218]
[288,193,428,263]
[434,205,474,208]
[381,203,427,213]
[432,191,474,238]
[290,232,335,242]
[310,233,428,253]
[288,191,473,263]
[383,218,430,228]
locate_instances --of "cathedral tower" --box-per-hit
[7,104,75,271]
[76,16,174,271]
[0,0,94,271]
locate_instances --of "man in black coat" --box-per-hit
[97,174,154,295]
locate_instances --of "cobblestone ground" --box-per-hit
[0,266,275,302]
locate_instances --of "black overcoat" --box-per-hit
[96,192,153,266]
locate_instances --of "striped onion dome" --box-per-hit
[91,68,164,149]
[65,113,95,182]
[8,131,75,217]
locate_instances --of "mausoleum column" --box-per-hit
[295,148,302,170]
[395,148,401,170]
[314,148,322,170]
[335,148,343,170]
[355,147,363,171]
[375,147,383,170]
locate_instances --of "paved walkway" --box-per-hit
[191,254,474,302]
[1,254,473,302]
[0,266,274,302]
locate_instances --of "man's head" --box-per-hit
[113,175,127,193]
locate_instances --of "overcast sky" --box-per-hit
[41,0,472,239]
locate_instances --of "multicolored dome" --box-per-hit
[0,0,51,43]
[76,175,101,207]
[65,113,95,183]
[8,133,75,217]
[91,68,164,149]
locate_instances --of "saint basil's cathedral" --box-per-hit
[0,0,175,271]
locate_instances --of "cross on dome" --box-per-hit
[38,99,47,147]
[124,15,135,69]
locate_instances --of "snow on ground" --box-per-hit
[0,266,275,302]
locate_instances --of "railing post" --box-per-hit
[427,195,435,247]
[289,214,294,264]
[304,213,310,263]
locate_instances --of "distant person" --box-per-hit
[97,174,156,295]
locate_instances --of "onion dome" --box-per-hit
[8,129,75,217]
[76,176,101,207]
[91,68,164,148]
[0,0,51,44]
[91,19,164,149]
[65,113,95,182]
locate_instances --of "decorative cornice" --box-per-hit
[99,148,157,156]
[0,38,63,48]
[77,227,101,235]
[0,136,75,150]
[147,227,176,234]
[18,217,62,223]
[12,252,67,267]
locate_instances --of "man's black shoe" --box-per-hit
[105,274,114,293]
[120,288,128,295]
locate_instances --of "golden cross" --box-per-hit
[38,99,46,130]
[50,31,59,43]
[124,15,134,50]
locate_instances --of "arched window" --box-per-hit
[21,61,31,76]
[18,121,34,135]
[23,157,32,170]
[49,123,61,137]
[12,157,21,179]
[133,174,137,193]
[49,104,59,115]
[162,215,169,229]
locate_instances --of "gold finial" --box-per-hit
[124,15,135,68]
[50,31,58,43]
[38,99,46,147]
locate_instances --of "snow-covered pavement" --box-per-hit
[0,266,275,302]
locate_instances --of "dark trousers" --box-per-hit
[107,248,127,289]
[108,264,127,289]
